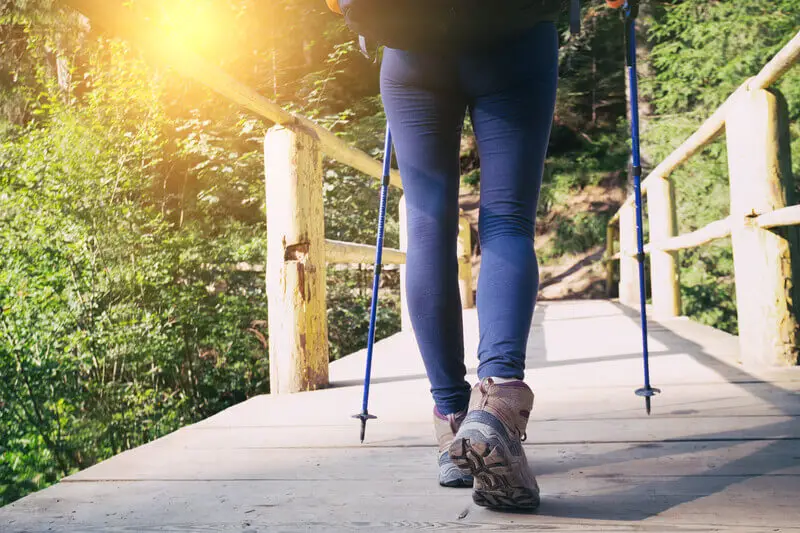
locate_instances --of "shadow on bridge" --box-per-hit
[527,302,798,522]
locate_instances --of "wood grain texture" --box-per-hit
[265,127,329,393]
[325,239,406,265]
[644,217,732,253]
[726,89,799,367]
[756,205,800,229]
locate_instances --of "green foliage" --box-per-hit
[552,211,611,256]
[679,241,738,334]
[1,24,271,506]
[644,0,800,333]
[0,0,400,506]
[326,268,401,361]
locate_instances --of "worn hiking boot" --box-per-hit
[433,408,474,488]
[448,378,540,510]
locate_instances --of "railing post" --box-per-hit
[618,203,640,307]
[726,88,799,367]
[647,178,682,317]
[605,223,618,298]
[399,195,411,331]
[457,210,474,309]
[265,126,329,393]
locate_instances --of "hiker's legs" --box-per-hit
[380,49,471,415]
[462,23,559,380]
[448,27,558,509]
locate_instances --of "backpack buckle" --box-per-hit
[359,35,379,63]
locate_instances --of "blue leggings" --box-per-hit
[380,23,559,415]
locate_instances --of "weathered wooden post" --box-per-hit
[647,177,682,317]
[605,223,618,298]
[265,126,329,393]
[457,210,474,309]
[726,87,799,367]
[398,195,411,331]
[618,203,640,307]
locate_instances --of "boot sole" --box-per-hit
[449,435,540,511]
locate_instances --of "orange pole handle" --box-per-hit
[326,0,342,14]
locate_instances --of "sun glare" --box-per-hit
[157,0,226,58]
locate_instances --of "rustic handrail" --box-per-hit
[607,30,800,368]
[642,218,732,254]
[755,205,800,230]
[609,30,800,224]
[326,240,406,265]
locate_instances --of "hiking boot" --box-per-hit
[448,378,540,510]
[433,408,474,488]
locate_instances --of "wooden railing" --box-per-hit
[606,30,800,368]
[62,0,474,394]
[262,127,473,394]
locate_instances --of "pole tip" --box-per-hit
[353,411,377,443]
[635,386,661,415]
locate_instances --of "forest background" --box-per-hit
[1,0,798,505]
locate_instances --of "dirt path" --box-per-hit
[459,183,624,301]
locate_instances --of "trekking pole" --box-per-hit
[621,0,660,414]
[353,125,393,442]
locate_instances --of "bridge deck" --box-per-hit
[2,300,799,532]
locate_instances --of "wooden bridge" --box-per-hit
[2,2,800,531]
[2,300,799,531]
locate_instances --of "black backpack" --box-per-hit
[338,0,580,53]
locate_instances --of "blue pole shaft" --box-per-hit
[626,8,652,391]
[360,127,393,415]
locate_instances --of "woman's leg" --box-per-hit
[448,24,559,510]
[462,24,559,380]
[380,48,471,415]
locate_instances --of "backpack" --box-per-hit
[337,0,580,53]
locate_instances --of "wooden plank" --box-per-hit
[5,470,800,531]
[756,205,800,229]
[138,414,800,450]
[59,0,403,189]
[644,217,732,253]
[65,440,800,482]
[325,239,406,265]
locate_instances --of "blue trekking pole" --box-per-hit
[353,126,393,442]
[622,0,660,414]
